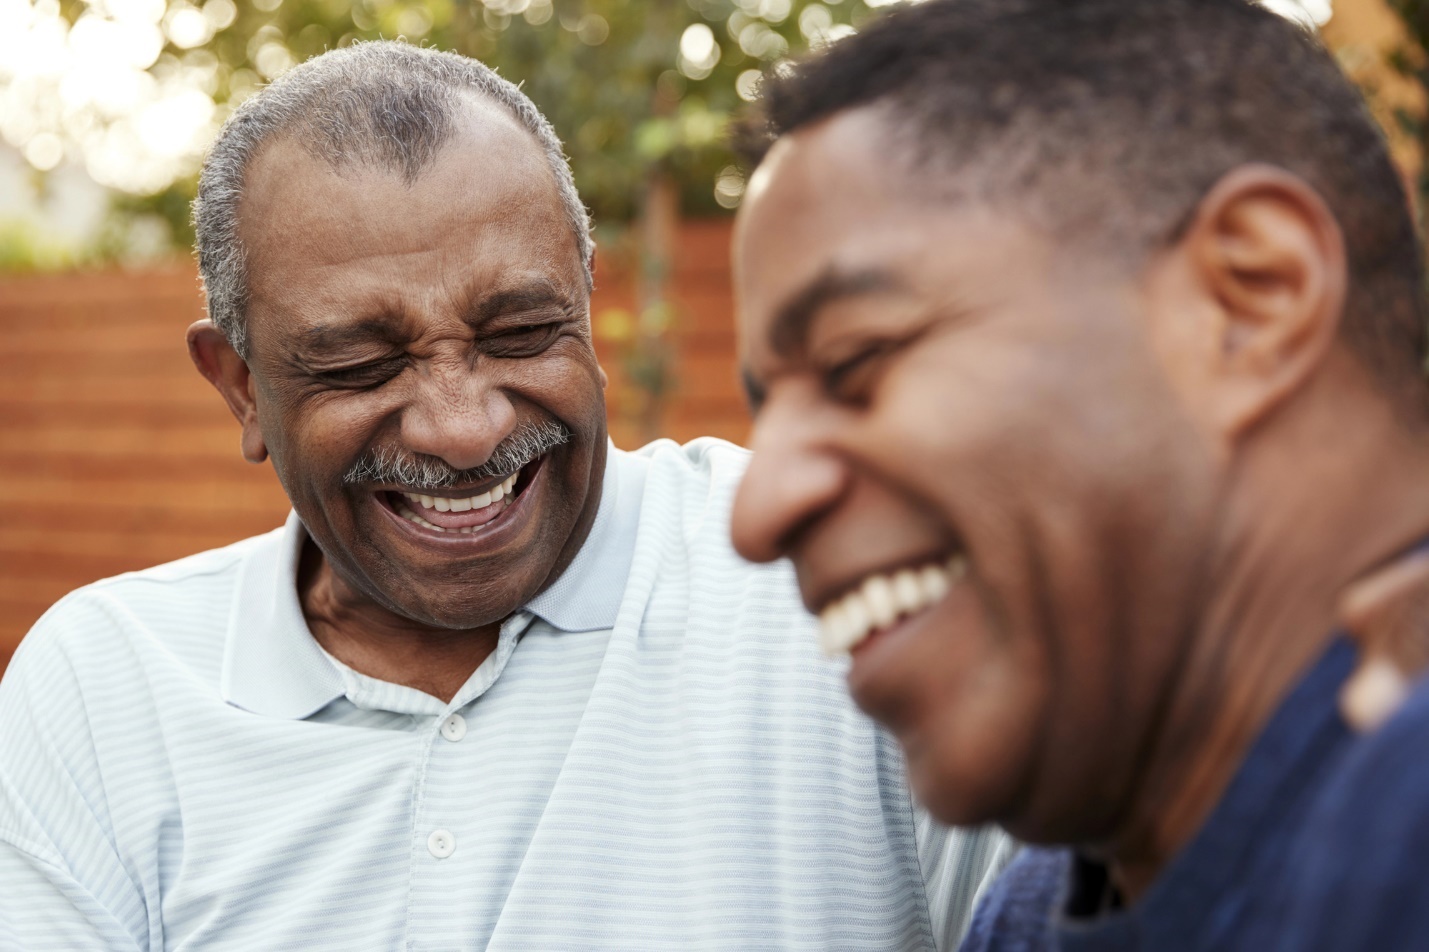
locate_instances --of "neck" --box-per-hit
[298,542,501,704]
[1103,388,1429,900]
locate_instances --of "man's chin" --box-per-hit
[365,577,531,631]
[902,728,1036,829]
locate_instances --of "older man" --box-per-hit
[0,42,1007,950]
[729,1,1429,949]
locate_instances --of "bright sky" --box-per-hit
[0,0,1335,198]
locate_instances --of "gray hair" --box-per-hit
[192,40,594,359]
[342,419,571,490]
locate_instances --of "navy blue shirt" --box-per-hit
[962,637,1429,951]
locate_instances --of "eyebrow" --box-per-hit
[470,284,574,325]
[740,266,906,411]
[295,316,402,353]
[768,267,904,359]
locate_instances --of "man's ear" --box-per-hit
[1175,164,1349,439]
[186,320,269,464]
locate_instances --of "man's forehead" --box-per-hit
[735,110,927,335]
[232,100,583,355]
[241,97,548,211]
[236,106,567,271]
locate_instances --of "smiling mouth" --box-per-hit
[818,555,968,657]
[379,457,541,534]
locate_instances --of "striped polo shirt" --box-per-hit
[0,438,1011,951]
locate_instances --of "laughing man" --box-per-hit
[0,42,1007,950]
[730,1,1429,950]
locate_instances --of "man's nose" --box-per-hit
[731,394,848,564]
[400,362,517,471]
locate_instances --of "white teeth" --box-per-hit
[399,508,440,530]
[892,569,922,613]
[921,564,950,602]
[862,576,897,629]
[842,596,870,647]
[818,556,967,658]
[399,474,520,519]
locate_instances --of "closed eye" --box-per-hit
[821,339,904,404]
[483,321,564,358]
[312,356,407,389]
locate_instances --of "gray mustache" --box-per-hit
[343,419,571,491]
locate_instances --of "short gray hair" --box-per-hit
[192,40,594,359]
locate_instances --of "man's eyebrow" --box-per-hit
[294,316,401,353]
[470,284,574,324]
[768,267,904,359]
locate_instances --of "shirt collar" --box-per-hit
[220,510,345,719]
[221,442,643,719]
[526,442,645,633]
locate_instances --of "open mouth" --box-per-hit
[817,554,968,657]
[377,456,543,535]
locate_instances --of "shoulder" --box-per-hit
[1,527,283,736]
[624,437,750,503]
[6,529,275,676]
[960,846,1067,952]
[1274,679,1429,950]
[1309,675,1429,839]
[0,529,284,853]
[619,437,780,581]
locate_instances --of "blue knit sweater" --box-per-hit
[962,638,1429,951]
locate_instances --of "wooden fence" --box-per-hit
[0,219,744,674]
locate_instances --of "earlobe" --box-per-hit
[1183,165,1348,437]
[186,319,269,464]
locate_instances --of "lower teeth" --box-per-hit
[398,498,508,532]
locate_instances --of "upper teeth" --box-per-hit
[401,473,517,514]
[818,556,967,657]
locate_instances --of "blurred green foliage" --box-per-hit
[1387,1,1429,226]
[107,0,886,237]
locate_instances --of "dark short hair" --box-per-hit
[742,0,1427,398]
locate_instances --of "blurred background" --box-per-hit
[0,0,1423,672]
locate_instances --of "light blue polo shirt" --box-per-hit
[0,438,1011,951]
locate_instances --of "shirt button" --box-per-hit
[440,713,467,742]
[427,829,456,859]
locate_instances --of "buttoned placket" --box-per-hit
[400,610,534,948]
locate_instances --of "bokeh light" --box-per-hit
[0,0,223,193]
[0,0,1334,242]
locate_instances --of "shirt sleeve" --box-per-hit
[914,807,1021,951]
[0,598,153,951]
[0,840,145,951]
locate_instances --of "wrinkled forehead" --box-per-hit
[234,102,584,327]
[239,96,563,247]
